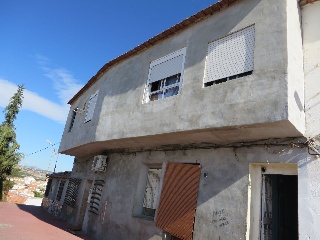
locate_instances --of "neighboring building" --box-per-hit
[43,0,320,239]
[42,171,71,217]
[24,176,36,185]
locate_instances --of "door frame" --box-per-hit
[246,163,297,240]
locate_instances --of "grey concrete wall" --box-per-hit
[298,155,320,240]
[286,0,305,134]
[64,144,306,240]
[302,1,320,139]
[299,2,320,238]
[59,0,304,156]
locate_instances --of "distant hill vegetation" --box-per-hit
[17,165,52,181]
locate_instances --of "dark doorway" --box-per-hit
[260,174,298,240]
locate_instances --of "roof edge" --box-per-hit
[68,0,240,104]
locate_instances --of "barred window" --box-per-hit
[56,180,66,201]
[64,178,82,207]
[44,178,52,197]
[88,180,105,215]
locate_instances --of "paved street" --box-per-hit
[0,202,94,240]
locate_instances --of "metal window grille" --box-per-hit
[204,25,255,84]
[44,179,52,197]
[89,180,105,215]
[64,178,82,207]
[84,91,98,123]
[144,48,186,103]
[56,180,66,201]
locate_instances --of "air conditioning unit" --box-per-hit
[91,155,108,172]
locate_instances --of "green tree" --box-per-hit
[0,85,24,201]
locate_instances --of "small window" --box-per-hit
[88,180,105,215]
[44,178,52,197]
[204,25,255,86]
[56,180,66,201]
[144,48,186,103]
[84,91,98,123]
[68,109,77,132]
[142,168,162,218]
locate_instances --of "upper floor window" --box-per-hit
[68,109,77,132]
[144,48,186,103]
[84,90,98,123]
[204,25,255,87]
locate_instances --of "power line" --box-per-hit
[24,142,59,157]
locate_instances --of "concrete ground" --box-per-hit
[24,197,43,206]
[0,202,95,240]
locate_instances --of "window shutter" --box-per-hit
[204,25,255,83]
[84,91,98,123]
[148,48,186,83]
[155,163,201,240]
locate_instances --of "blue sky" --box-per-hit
[0,0,215,171]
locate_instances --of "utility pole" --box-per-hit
[46,140,59,173]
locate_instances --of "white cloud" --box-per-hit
[44,68,83,104]
[0,55,84,124]
[0,79,68,124]
[34,55,83,104]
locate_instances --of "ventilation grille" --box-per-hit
[204,25,255,84]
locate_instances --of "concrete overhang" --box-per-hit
[60,120,303,157]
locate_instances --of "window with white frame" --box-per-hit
[84,91,98,123]
[144,48,186,103]
[204,25,255,86]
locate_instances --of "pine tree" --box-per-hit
[0,85,24,201]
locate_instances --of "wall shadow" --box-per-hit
[16,204,95,240]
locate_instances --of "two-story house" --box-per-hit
[42,0,320,239]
